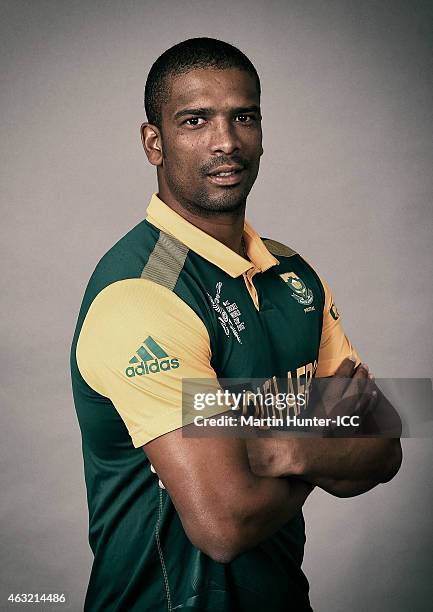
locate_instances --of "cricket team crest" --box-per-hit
[280,272,314,306]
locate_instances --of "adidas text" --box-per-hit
[125,358,180,377]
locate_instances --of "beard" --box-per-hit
[191,185,248,215]
[163,156,259,218]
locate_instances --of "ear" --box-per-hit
[140,123,163,166]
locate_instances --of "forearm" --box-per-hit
[232,475,314,554]
[290,437,402,483]
[304,438,402,496]
[247,436,402,493]
[181,473,314,563]
[308,475,378,497]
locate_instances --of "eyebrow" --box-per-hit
[173,105,261,121]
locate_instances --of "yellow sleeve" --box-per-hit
[315,278,362,377]
[76,278,221,447]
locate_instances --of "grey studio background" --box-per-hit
[1,1,432,611]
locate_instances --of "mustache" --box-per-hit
[200,154,250,176]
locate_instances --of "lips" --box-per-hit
[207,164,244,186]
[208,164,243,176]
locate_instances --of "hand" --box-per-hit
[309,357,378,434]
[246,437,287,478]
[246,357,377,477]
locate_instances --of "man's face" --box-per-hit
[157,67,263,215]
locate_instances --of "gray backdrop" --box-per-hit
[1,0,432,610]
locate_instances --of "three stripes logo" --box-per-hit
[125,336,180,378]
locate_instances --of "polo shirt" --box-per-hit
[70,193,360,611]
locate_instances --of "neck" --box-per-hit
[157,189,246,256]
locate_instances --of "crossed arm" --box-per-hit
[144,431,314,563]
[246,359,403,497]
[247,434,402,497]
[144,358,402,562]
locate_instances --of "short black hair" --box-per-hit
[144,37,261,128]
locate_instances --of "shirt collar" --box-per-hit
[145,193,279,278]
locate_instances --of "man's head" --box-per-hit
[141,38,263,216]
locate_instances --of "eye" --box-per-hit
[235,114,255,123]
[184,117,206,126]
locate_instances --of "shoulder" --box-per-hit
[77,219,195,321]
[262,236,326,305]
[86,219,158,297]
[262,236,322,282]
[262,238,297,259]
[74,278,212,402]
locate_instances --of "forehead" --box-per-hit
[163,68,260,116]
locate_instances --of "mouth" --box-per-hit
[207,165,245,186]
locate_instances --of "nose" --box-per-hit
[210,118,240,155]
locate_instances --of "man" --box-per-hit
[71,38,402,611]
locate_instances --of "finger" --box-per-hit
[359,388,379,434]
[352,363,369,379]
[330,357,358,400]
[350,363,370,396]
[340,371,375,414]
[360,380,378,415]
[344,363,373,400]
[334,356,357,378]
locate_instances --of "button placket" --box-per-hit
[243,268,260,311]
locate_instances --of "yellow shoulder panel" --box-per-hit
[76,279,221,447]
[316,277,361,377]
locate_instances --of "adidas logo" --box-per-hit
[125,336,180,377]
